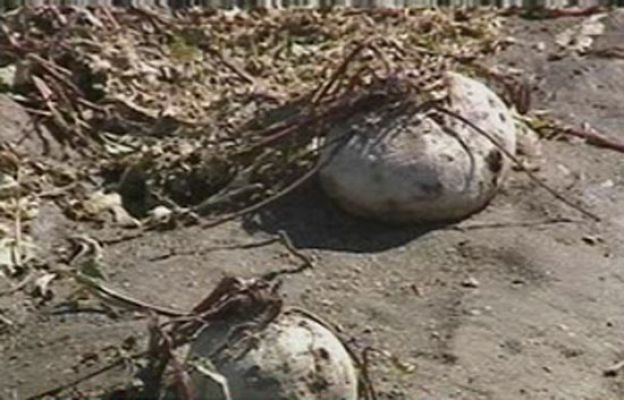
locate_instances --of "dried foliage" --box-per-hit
[0,6,510,223]
[0,7,606,399]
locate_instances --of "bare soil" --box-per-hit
[2,11,624,400]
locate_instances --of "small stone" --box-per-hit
[461,276,480,288]
[582,235,602,245]
[601,179,614,188]
[534,42,546,52]
[148,205,172,221]
[410,284,424,297]
[329,281,343,291]
[320,299,334,307]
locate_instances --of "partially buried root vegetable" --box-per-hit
[187,308,358,400]
[319,71,517,224]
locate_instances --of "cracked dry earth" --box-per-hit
[2,11,624,400]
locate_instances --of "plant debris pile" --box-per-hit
[0,6,511,226]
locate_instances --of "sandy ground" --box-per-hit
[2,10,624,400]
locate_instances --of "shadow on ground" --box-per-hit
[241,179,445,252]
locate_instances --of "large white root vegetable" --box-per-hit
[188,309,358,400]
[319,72,517,223]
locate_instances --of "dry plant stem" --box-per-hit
[143,315,169,396]
[311,39,373,105]
[68,271,188,317]
[191,183,264,215]
[435,106,601,222]
[277,230,313,269]
[0,313,13,327]
[261,231,314,280]
[202,45,257,86]
[451,217,580,231]
[559,126,624,154]
[359,347,379,400]
[588,47,624,59]
[28,53,84,96]
[604,360,624,377]
[160,325,195,400]
[201,158,322,229]
[13,165,22,268]
[12,106,53,117]
[242,115,311,152]
[188,276,243,315]
[245,82,400,154]
[149,235,281,262]
[70,233,307,316]
[37,182,78,199]
[173,278,283,343]
[99,232,145,246]
[101,7,121,30]
[0,271,34,297]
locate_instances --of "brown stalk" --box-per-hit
[559,126,624,154]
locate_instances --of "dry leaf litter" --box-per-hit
[0,7,545,399]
